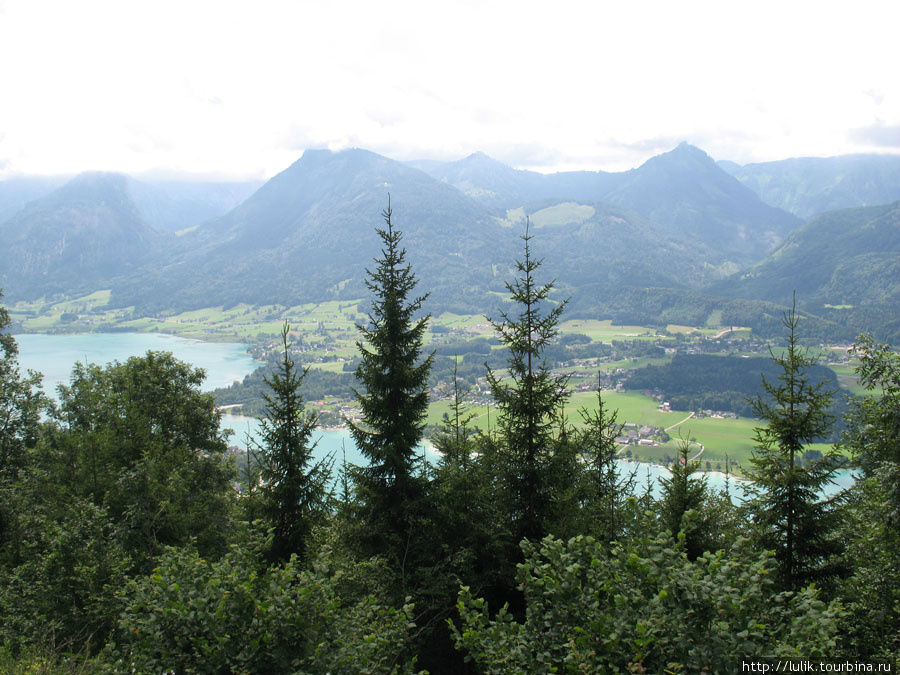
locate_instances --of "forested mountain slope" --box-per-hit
[710,201,900,339]
[722,154,900,219]
[418,143,801,268]
[0,172,166,299]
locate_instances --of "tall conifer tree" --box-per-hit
[745,298,843,590]
[486,223,569,543]
[577,387,634,544]
[348,198,433,583]
[659,437,709,560]
[257,322,331,564]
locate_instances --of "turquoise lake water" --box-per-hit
[12,332,854,500]
[13,332,259,395]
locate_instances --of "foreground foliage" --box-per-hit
[453,532,842,674]
[104,542,418,674]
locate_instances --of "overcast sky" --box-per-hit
[1,0,898,180]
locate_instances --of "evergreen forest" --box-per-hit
[2,204,899,673]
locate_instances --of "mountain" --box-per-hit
[127,178,263,232]
[110,148,718,316]
[0,172,166,299]
[411,151,549,207]
[721,154,900,220]
[0,173,262,233]
[710,201,900,329]
[412,152,619,209]
[416,144,801,268]
[0,176,70,223]
[111,149,515,313]
[512,200,716,295]
[598,143,802,266]
[6,145,892,340]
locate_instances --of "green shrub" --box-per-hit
[104,543,418,674]
[453,533,842,674]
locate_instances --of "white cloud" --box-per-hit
[1,0,899,178]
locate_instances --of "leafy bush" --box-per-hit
[104,543,419,674]
[453,533,842,674]
[0,497,130,652]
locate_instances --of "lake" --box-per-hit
[12,331,854,499]
[221,413,439,470]
[13,332,259,395]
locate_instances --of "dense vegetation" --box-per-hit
[626,353,853,439]
[214,360,357,417]
[2,201,899,672]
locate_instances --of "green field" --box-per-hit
[426,389,772,472]
[828,361,867,396]
[529,202,596,228]
[558,319,660,342]
[14,293,847,476]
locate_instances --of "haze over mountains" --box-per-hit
[721,154,900,220]
[2,143,899,340]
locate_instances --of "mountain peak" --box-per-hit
[462,151,496,163]
[666,142,712,161]
[63,171,130,194]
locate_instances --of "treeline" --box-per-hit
[214,356,357,416]
[2,210,899,672]
[626,353,853,439]
[566,284,877,342]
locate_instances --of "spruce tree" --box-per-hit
[577,386,635,544]
[257,322,331,564]
[486,223,569,543]
[348,198,434,582]
[432,358,477,468]
[659,436,709,559]
[745,298,843,590]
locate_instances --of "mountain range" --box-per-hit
[721,154,900,220]
[1,144,899,340]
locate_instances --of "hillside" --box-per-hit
[722,154,900,219]
[599,143,801,265]
[417,143,801,268]
[0,172,167,299]
[111,149,516,313]
[413,151,619,209]
[3,145,898,341]
[0,175,70,223]
[127,178,262,231]
[0,174,260,233]
[111,148,722,317]
[710,201,900,336]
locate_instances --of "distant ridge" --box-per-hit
[111,148,513,313]
[109,147,721,316]
[3,144,899,340]
[0,172,166,299]
[599,143,801,264]
[722,153,900,219]
[415,143,801,266]
[711,201,900,315]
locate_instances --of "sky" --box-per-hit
[1,0,899,180]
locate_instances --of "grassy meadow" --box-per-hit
[10,292,860,477]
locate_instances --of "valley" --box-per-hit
[10,289,860,478]
[4,140,885,487]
